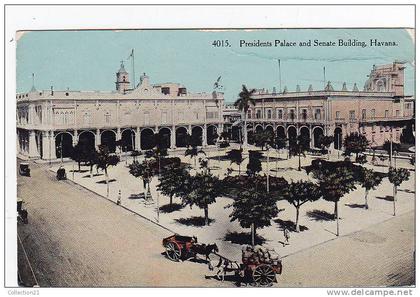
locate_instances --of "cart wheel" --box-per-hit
[253,264,276,287]
[165,242,181,262]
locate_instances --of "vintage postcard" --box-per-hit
[7,5,415,292]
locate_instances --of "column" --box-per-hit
[95,129,101,147]
[16,129,20,155]
[310,126,314,149]
[135,127,141,151]
[73,130,78,146]
[42,131,50,160]
[49,131,57,160]
[203,124,207,147]
[116,127,122,141]
[28,130,40,158]
[170,126,176,149]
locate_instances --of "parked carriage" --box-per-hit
[162,234,218,262]
[19,163,30,177]
[17,197,28,224]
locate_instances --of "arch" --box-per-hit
[313,126,324,148]
[265,125,274,133]
[276,126,286,139]
[287,126,297,144]
[141,128,155,150]
[207,125,218,145]
[334,127,343,150]
[176,126,188,148]
[255,125,264,133]
[158,127,171,149]
[55,132,73,159]
[231,126,241,142]
[121,129,135,151]
[191,126,203,147]
[101,130,117,153]
[78,131,95,151]
[299,126,311,148]
[100,129,117,136]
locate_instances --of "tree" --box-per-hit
[343,132,369,161]
[246,150,263,177]
[359,168,383,209]
[388,167,410,216]
[96,144,120,196]
[285,180,322,232]
[289,134,310,171]
[129,160,154,194]
[70,142,88,172]
[157,164,189,206]
[383,140,401,167]
[254,130,274,150]
[226,149,244,175]
[319,135,334,156]
[131,150,142,162]
[234,85,256,147]
[185,146,205,168]
[87,149,98,178]
[313,167,357,236]
[228,189,279,246]
[182,171,221,225]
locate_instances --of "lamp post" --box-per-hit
[266,144,270,193]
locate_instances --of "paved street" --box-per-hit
[17,159,415,287]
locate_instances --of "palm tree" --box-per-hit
[185,146,205,168]
[234,85,256,147]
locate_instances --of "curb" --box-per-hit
[47,167,176,235]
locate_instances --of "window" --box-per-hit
[372,124,376,133]
[336,111,341,119]
[267,109,272,119]
[247,110,252,119]
[371,109,376,118]
[161,87,170,95]
[396,110,400,117]
[315,108,321,120]
[380,125,383,133]
[277,109,283,119]
[362,109,366,120]
[361,125,366,134]
[195,112,199,120]
[256,109,262,119]
[349,110,356,121]
[161,111,168,124]
[289,109,295,120]
[405,103,411,110]
[301,109,307,120]
[105,112,111,124]
[83,112,91,125]
[385,110,389,118]
[178,111,184,122]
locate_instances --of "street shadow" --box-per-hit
[376,195,394,202]
[345,203,367,209]
[159,203,184,213]
[306,209,336,221]
[204,274,243,287]
[96,179,117,184]
[273,219,308,232]
[224,231,266,245]
[175,216,215,227]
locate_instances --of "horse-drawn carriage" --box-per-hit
[162,234,282,286]
[19,163,30,177]
[162,234,218,262]
[17,197,28,224]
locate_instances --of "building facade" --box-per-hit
[16,62,224,160]
[246,62,414,149]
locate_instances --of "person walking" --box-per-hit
[283,228,290,247]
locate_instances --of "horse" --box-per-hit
[190,243,218,262]
[208,257,241,282]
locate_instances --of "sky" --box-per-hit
[16,29,414,103]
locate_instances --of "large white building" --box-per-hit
[16,62,224,160]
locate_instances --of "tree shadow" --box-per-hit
[223,231,266,245]
[70,169,89,173]
[376,195,394,202]
[273,219,308,232]
[399,189,415,194]
[128,193,145,200]
[82,173,103,178]
[306,209,336,221]
[175,216,215,227]
[345,203,367,209]
[159,203,184,213]
[96,179,117,184]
